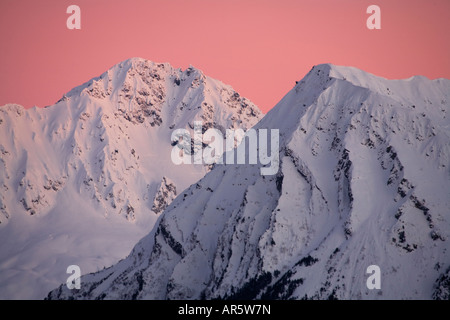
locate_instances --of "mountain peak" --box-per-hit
[299,63,383,87]
[61,57,173,102]
[117,57,174,72]
[0,57,263,299]
[119,57,203,73]
[114,58,205,81]
[303,63,448,96]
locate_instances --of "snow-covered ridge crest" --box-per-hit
[305,63,450,105]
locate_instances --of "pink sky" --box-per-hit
[0,0,449,113]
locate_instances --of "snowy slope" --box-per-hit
[0,57,262,299]
[47,64,450,300]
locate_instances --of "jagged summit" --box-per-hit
[63,58,172,99]
[54,57,261,130]
[62,58,209,106]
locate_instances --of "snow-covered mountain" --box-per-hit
[0,57,262,299]
[47,64,450,300]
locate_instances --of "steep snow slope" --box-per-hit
[47,64,450,300]
[0,57,262,299]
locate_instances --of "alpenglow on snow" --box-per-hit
[0,58,262,299]
[47,63,450,300]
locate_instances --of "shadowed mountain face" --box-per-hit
[0,58,262,299]
[47,63,450,300]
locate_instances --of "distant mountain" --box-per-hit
[0,57,262,299]
[47,64,450,300]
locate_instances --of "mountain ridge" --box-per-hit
[46,63,450,300]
